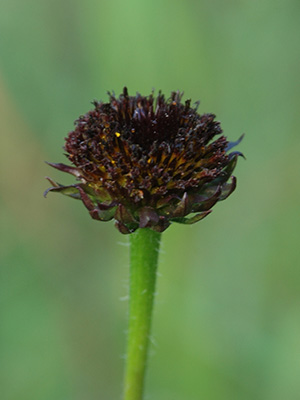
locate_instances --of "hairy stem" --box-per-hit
[123,228,161,400]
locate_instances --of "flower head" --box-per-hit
[45,87,243,233]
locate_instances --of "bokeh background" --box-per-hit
[1,0,299,399]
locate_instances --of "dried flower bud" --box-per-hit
[45,87,243,233]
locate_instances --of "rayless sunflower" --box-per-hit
[45,87,243,233]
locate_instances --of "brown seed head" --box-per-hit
[45,87,244,233]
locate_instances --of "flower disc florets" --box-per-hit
[45,87,243,233]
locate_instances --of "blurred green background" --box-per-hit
[0,0,299,399]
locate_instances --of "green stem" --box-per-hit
[123,228,161,400]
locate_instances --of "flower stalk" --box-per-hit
[123,228,161,400]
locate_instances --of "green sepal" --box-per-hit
[225,134,244,152]
[172,192,190,217]
[115,204,137,224]
[44,178,81,199]
[171,210,211,225]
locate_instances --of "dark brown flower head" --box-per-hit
[45,87,244,234]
